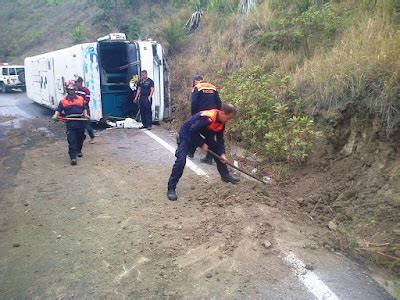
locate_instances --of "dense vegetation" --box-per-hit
[166,0,400,163]
[1,0,398,163]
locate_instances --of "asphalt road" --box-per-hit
[0,92,396,299]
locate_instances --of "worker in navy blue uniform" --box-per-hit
[52,81,88,166]
[189,75,222,165]
[167,104,240,201]
[134,70,154,130]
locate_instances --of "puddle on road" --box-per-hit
[0,98,36,128]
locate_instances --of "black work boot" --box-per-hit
[77,152,83,157]
[167,189,178,201]
[200,157,213,165]
[70,158,77,166]
[222,175,240,184]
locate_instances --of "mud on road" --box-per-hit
[0,97,395,299]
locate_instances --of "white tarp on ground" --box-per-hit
[106,118,143,129]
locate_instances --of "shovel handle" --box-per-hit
[207,149,266,184]
[56,117,89,121]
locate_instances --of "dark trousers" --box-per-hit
[167,139,230,190]
[67,127,85,159]
[188,144,213,160]
[122,98,139,118]
[84,106,95,139]
[139,96,152,128]
[86,122,95,139]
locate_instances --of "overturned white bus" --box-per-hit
[24,33,170,122]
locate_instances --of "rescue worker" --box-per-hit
[189,74,222,164]
[52,80,88,166]
[167,104,240,201]
[75,76,95,144]
[134,70,154,130]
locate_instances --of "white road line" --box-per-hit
[282,251,339,300]
[145,129,337,299]
[142,130,208,177]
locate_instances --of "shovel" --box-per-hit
[55,114,89,122]
[207,149,267,185]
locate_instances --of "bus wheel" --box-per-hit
[0,83,7,93]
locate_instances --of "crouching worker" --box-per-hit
[167,103,240,201]
[52,80,88,166]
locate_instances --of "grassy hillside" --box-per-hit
[1,0,399,284]
[0,0,169,62]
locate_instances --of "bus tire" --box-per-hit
[0,82,8,93]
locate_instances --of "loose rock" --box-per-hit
[305,264,314,271]
[328,221,337,231]
[12,242,20,247]
[263,240,272,248]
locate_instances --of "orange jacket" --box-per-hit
[200,109,224,132]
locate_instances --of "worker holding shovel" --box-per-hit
[167,104,240,201]
[52,80,88,166]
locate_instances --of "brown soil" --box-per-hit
[0,120,330,298]
[0,115,397,298]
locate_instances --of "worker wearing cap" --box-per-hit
[52,81,88,165]
[75,76,95,143]
[167,103,240,201]
[134,70,154,130]
[189,75,222,165]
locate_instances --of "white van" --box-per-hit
[24,33,170,122]
[0,64,26,93]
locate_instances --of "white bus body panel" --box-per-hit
[25,43,103,121]
[138,41,164,121]
[81,43,102,121]
[25,38,167,122]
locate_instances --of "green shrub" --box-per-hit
[92,10,109,25]
[220,66,319,164]
[125,17,142,40]
[15,31,44,54]
[271,0,312,13]
[265,104,318,162]
[71,24,84,43]
[256,3,341,55]
[163,18,187,53]
[44,0,63,6]
[0,34,15,60]
[208,0,237,13]
[95,0,114,10]
[360,0,400,20]
[173,0,208,9]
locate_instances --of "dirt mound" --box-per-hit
[289,107,400,273]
